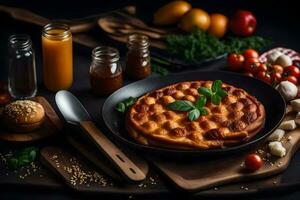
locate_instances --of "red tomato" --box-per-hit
[271,72,282,83]
[270,64,284,74]
[227,53,245,71]
[243,49,259,59]
[243,58,259,73]
[256,63,268,72]
[0,92,11,105]
[244,154,263,172]
[282,76,298,85]
[256,71,271,84]
[284,65,300,78]
[244,72,254,77]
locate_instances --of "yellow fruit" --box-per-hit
[208,13,228,38]
[153,1,192,25]
[178,8,211,32]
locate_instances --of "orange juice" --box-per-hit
[42,23,73,91]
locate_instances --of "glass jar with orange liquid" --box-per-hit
[42,23,73,91]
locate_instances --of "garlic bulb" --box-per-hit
[267,51,282,64]
[275,54,292,67]
[276,81,298,101]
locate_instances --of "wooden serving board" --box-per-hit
[39,146,164,194]
[0,96,63,143]
[65,132,149,182]
[151,124,300,192]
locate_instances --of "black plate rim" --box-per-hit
[102,71,286,155]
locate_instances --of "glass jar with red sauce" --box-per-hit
[125,34,151,80]
[89,46,123,96]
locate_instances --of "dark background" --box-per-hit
[0,0,300,199]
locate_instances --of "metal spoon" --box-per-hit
[55,90,146,181]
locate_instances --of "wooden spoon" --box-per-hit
[0,5,136,33]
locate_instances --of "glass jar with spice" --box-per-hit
[125,34,151,80]
[42,23,73,92]
[89,46,123,95]
[8,34,37,99]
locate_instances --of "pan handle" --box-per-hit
[80,120,146,181]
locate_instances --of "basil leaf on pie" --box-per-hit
[188,109,200,121]
[167,100,195,111]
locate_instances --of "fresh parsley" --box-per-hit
[7,147,38,169]
[165,29,271,62]
[115,97,137,113]
[198,80,228,105]
[167,96,209,121]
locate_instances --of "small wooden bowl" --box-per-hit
[0,96,63,143]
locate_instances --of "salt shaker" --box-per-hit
[8,34,37,99]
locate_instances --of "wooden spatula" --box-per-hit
[0,4,136,33]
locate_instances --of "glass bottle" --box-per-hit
[125,34,151,80]
[42,23,73,92]
[89,46,123,96]
[8,34,37,99]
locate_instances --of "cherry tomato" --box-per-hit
[243,49,259,59]
[282,75,298,85]
[256,71,271,84]
[284,65,300,78]
[244,72,254,77]
[270,64,284,74]
[256,63,268,72]
[243,58,259,73]
[244,154,263,172]
[0,92,11,105]
[227,53,245,71]
[271,72,282,84]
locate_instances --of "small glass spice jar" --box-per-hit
[8,34,37,99]
[125,34,151,80]
[89,46,123,96]
[42,23,73,92]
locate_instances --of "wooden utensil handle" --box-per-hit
[80,121,146,181]
[0,5,50,26]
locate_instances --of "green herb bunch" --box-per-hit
[165,29,271,62]
[167,80,228,121]
[7,147,39,169]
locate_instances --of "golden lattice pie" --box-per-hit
[126,81,265,150]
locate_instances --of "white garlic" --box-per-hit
[278,120,296,130]
[291,99,300,112]
[267,129,285,142]
[275,54,292,67]
[276,81,298,101]
[267,51,283,64]
[269,141,286,157]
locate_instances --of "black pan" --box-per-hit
[102,71,286,157]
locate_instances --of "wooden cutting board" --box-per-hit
[65,132,149,182]
[0,96,63,142]
[151,123,300,192]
